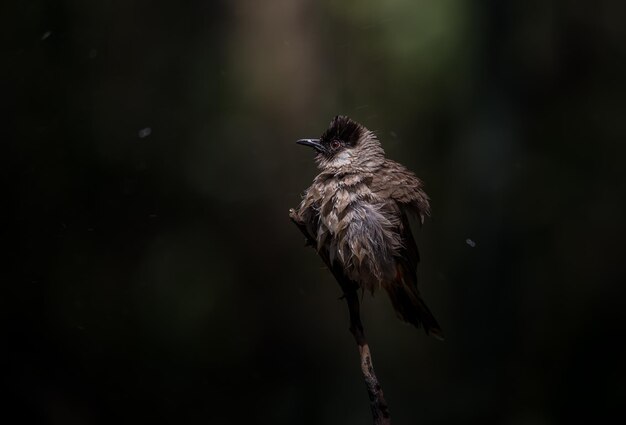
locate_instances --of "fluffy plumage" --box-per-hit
[290,116,442,339]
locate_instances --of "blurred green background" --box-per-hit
[6,1,626,424]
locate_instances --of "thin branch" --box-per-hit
[344,288,391,425]
[290,215,391,425]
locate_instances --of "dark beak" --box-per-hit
[296,138,326,153]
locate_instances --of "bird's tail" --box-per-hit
[384,274,444,340]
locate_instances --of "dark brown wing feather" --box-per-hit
[368,164,441,338]
[370,161,431,223]
[383,211,443,339]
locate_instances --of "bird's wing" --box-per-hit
[398,208,420,272]
[370,162,429,234]
[371,163,430,224]
[384,207,443,339]
[370,165,443,338]
[369,164,428,273]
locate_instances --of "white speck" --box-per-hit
[389,131,397,138]
[465,238,476,248]
[138,127,152,138]
[41,31,52,41]
[88,49,98,59]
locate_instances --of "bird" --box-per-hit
[289,115,443,340]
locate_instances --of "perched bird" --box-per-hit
[290,115,443,339]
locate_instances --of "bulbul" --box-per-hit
[290,115,443,339]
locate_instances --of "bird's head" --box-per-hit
[297,115,385,172]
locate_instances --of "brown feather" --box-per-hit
[292,116,442,339]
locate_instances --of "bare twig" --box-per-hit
[344,288,391,425]
[290,215,391,424]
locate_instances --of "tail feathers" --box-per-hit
[385,282,444,340]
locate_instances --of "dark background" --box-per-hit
[6,1,626,424]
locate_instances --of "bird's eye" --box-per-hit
[330,140,341,150]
